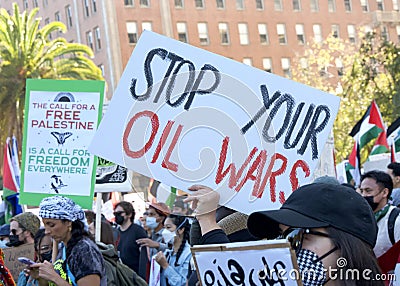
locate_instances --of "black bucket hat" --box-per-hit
[247,183,377,247]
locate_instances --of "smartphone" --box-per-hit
[18,257,36,265]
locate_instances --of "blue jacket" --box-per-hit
[161,242,192,286]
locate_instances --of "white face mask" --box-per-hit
[161,229,176,244]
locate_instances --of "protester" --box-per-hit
[88,218,115,246]
[28,196,107,286]
[185,183,383,285]
[172,199,188,215]
[0,248,15,286]
[136,202,170,257]
[0,225,10,248]
[359,170,400,258]
[17,229,53,286]
[7,213,40,247]
[113,201,147,273]
[387,162,400,206]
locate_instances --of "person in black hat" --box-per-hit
[186,183,383,286]
[0,224,10,248]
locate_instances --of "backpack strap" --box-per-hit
[388,207,400,245]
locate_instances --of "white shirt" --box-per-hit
[374,205,400,258]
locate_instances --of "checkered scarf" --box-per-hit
[39,196,88,230]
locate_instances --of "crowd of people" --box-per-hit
[0,163,399,285]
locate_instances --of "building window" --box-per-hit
[55,11,61,22]
[83,0,90,17]
[43,0,48,7]
[243,58,253,66]
[256,0,264,9]
[98,64,105,76]
[86,31,94,50]
[360,0,369,11]
[23,0,28,9]
[381,25,389,40]
[140,0,150,7]
[344,0,352,11]
[335,58,344,76]
[396,25,400,41]
[310,0,319,11]
[142,22,152,31]
[238,23,249,45]
[277,24,287,44]
[377,0,384,10]
[394,0,399,10]
[313,24,322,43]
[263,58,272,72]
[127,22,138,44]
[94,27,101,51]
[258,23,269,44]
[65,6,73,28]
[219,22,230,44]
[300,58,308,69]
[281,58,291,77]
[33,0,39,8]
[328,0,336,11]
[177,22,188,43]
[125,0,134,5]
[274,0,283,10]
[195,0,204,8]
[92,0,97,12]
[236,0,244,9]
[331,24,340,38]
[295,24,305,45]
[347,24,356,43]
[175,0,184,8]
[197,22,209,45]
[217,0,225,8]
[293,0,301,10]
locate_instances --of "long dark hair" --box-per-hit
[168,214,190,267]
[327,227,384,286]
[65,220,91,259]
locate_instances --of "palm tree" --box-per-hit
[0,3,103,167]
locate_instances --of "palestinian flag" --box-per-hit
[387,117,400,160]
[370,131,390,155]
[348,140,361,186]
[2,137,22,222]
[349,100,386,149]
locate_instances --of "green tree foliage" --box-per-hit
[0,3,103,160]
[292,31,400,163]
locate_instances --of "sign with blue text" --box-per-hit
[89,31,340,214]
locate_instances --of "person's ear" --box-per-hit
[383,188,389,199]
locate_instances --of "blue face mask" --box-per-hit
[146,217,159,229]
[0,240,9,248]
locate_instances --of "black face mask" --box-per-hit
[40,251,52,262]
[115,214,124,225]
[365,195,380,211]
[6,235,23,247]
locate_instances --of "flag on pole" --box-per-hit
[349,100,386,149]
[348,140,361,186]
[2,137,23,222]
[387,117,400,162]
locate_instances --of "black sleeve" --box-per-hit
[199,229,230,244]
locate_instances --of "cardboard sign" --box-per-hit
[20,79,104,208]
[191,240,301,286]
[89,31,340,214]
[3,243,35,280]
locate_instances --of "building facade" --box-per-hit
[1,0,399,98]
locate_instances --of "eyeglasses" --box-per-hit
[279,228,330,254]
[113,211,125,216]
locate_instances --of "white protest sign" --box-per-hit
[191,240,301,286]
[89,31,341,214]
[20,79,104,208]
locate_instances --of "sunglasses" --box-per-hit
[113,211,125,216]
[279,228,330,254]
[11,228,25,236]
